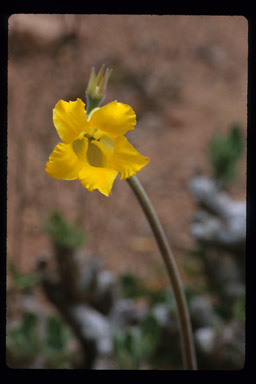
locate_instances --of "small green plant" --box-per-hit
[113,328,142,369]
[7,311,73,369]
[7,312,41,367]
[140,313,161,360]
[112,312,161,369]
[119,273,148,299]
[8,261,41,292]
[45,315,71,353]
[44,315,73,369]
[208,123,245,187]
[119,272,177,310]
[233,292,245,324]
[43,211,85,250]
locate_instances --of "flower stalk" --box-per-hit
[127,175,197,370]
[47,66,197,369]
[83,67,197,369]
[84,67,197,369]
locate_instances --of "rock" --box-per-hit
[191,210,223,241]
[151,303,178,333]
[91,270,117,315]
[213,320,245,369]
[196,45,227,67]
[188,176,246,253]
[188,176,246,222]
[150,303,182,366]
[151,304,170,327]
[18,293,45,315]
[9,14,78,57]
[203,251,244,311]
[222,282,244,304]
[71,256,116,314]
[189,296,221,329]
[70,305,111,356]
[194,320,245,369]
[195,327,216,355]
[110,299,147,328]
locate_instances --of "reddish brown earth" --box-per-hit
[7,15,247,289]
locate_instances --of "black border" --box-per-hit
[1,4,254,379]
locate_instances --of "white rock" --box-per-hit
[195,327,216,355]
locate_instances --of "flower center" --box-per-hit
[72,130,114,168]
[86,141,103,167]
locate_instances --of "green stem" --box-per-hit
[127,175,197,370]
[86,96,102,115]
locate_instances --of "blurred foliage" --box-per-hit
[112,313,161,370]
[115,273,178,369]
[113,328,142,369]
[45,315,70,353]
[7,311,73,369]
[119,272,177,310]
[43,211,85,250]
[119,273,148,299]
[233,292,245,324]
[44,315,73,369]
[8,261,41,292]
[7,312,41,366]
[208,123,245,187]
[185,248,213,294]
[140,313,161,360]
[7,257,76,368]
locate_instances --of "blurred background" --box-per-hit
[7,14,247,369]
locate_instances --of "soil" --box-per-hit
[7,15,247,289]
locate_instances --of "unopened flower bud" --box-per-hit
[86,64,112,114]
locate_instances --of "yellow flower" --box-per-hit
[45,98,149,196]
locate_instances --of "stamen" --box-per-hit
[84,131,99,141]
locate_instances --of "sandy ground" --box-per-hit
[7,15,247,288]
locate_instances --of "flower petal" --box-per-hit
[72,136,89,163]
[53,98,90,144]
[78,164,118,196]
[88,101,136,138]
[111,136,150,179]
[45,143,82,180]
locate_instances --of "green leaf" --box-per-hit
[7,312,41,363]
[119,273,147,298]
[43,211,85,250]
[8,261,41,291]
[45,315,71,352]
[208,123,245,187]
